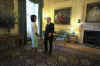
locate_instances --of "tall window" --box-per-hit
[26,0,39,37]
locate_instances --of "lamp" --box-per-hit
[77,19,81,23]
[43,14,48,19]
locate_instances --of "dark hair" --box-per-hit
[31,15,36,22]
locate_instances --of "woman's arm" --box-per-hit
[35,23,38,36]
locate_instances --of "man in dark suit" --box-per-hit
[44,17,54,55]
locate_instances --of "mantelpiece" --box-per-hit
[83,23,100,45]
[83,23,100,31]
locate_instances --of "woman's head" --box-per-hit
[31,15,36,22]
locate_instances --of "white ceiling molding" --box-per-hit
[53,1,72,9]
[53,0,72,3]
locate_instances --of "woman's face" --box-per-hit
[34,16,36,22]
[31,15,36,22]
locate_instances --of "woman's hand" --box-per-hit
[35,33,38,36]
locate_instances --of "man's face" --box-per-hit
[47,18,51,23]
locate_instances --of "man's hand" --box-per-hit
[48,33,52,37]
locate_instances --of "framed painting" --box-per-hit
[54,8,71,25]
[85,2,100,22]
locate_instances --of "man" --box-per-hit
[44,17,54,55]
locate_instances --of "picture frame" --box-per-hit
[85,2,100,23]
[54,8,72,25]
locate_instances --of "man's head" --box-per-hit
[47,17,51,23]
[31,15,36,22]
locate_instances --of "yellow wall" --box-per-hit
[71,0,83,41]
[87,0,100,3]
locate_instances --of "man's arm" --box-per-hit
[51,24,54,33]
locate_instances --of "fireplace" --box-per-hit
[83,23,100,45]
[83,30,100,45]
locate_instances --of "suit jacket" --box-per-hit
[44,23,54,38]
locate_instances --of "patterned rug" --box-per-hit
[0,41,100,66]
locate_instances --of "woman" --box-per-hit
[31,15,38,52]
